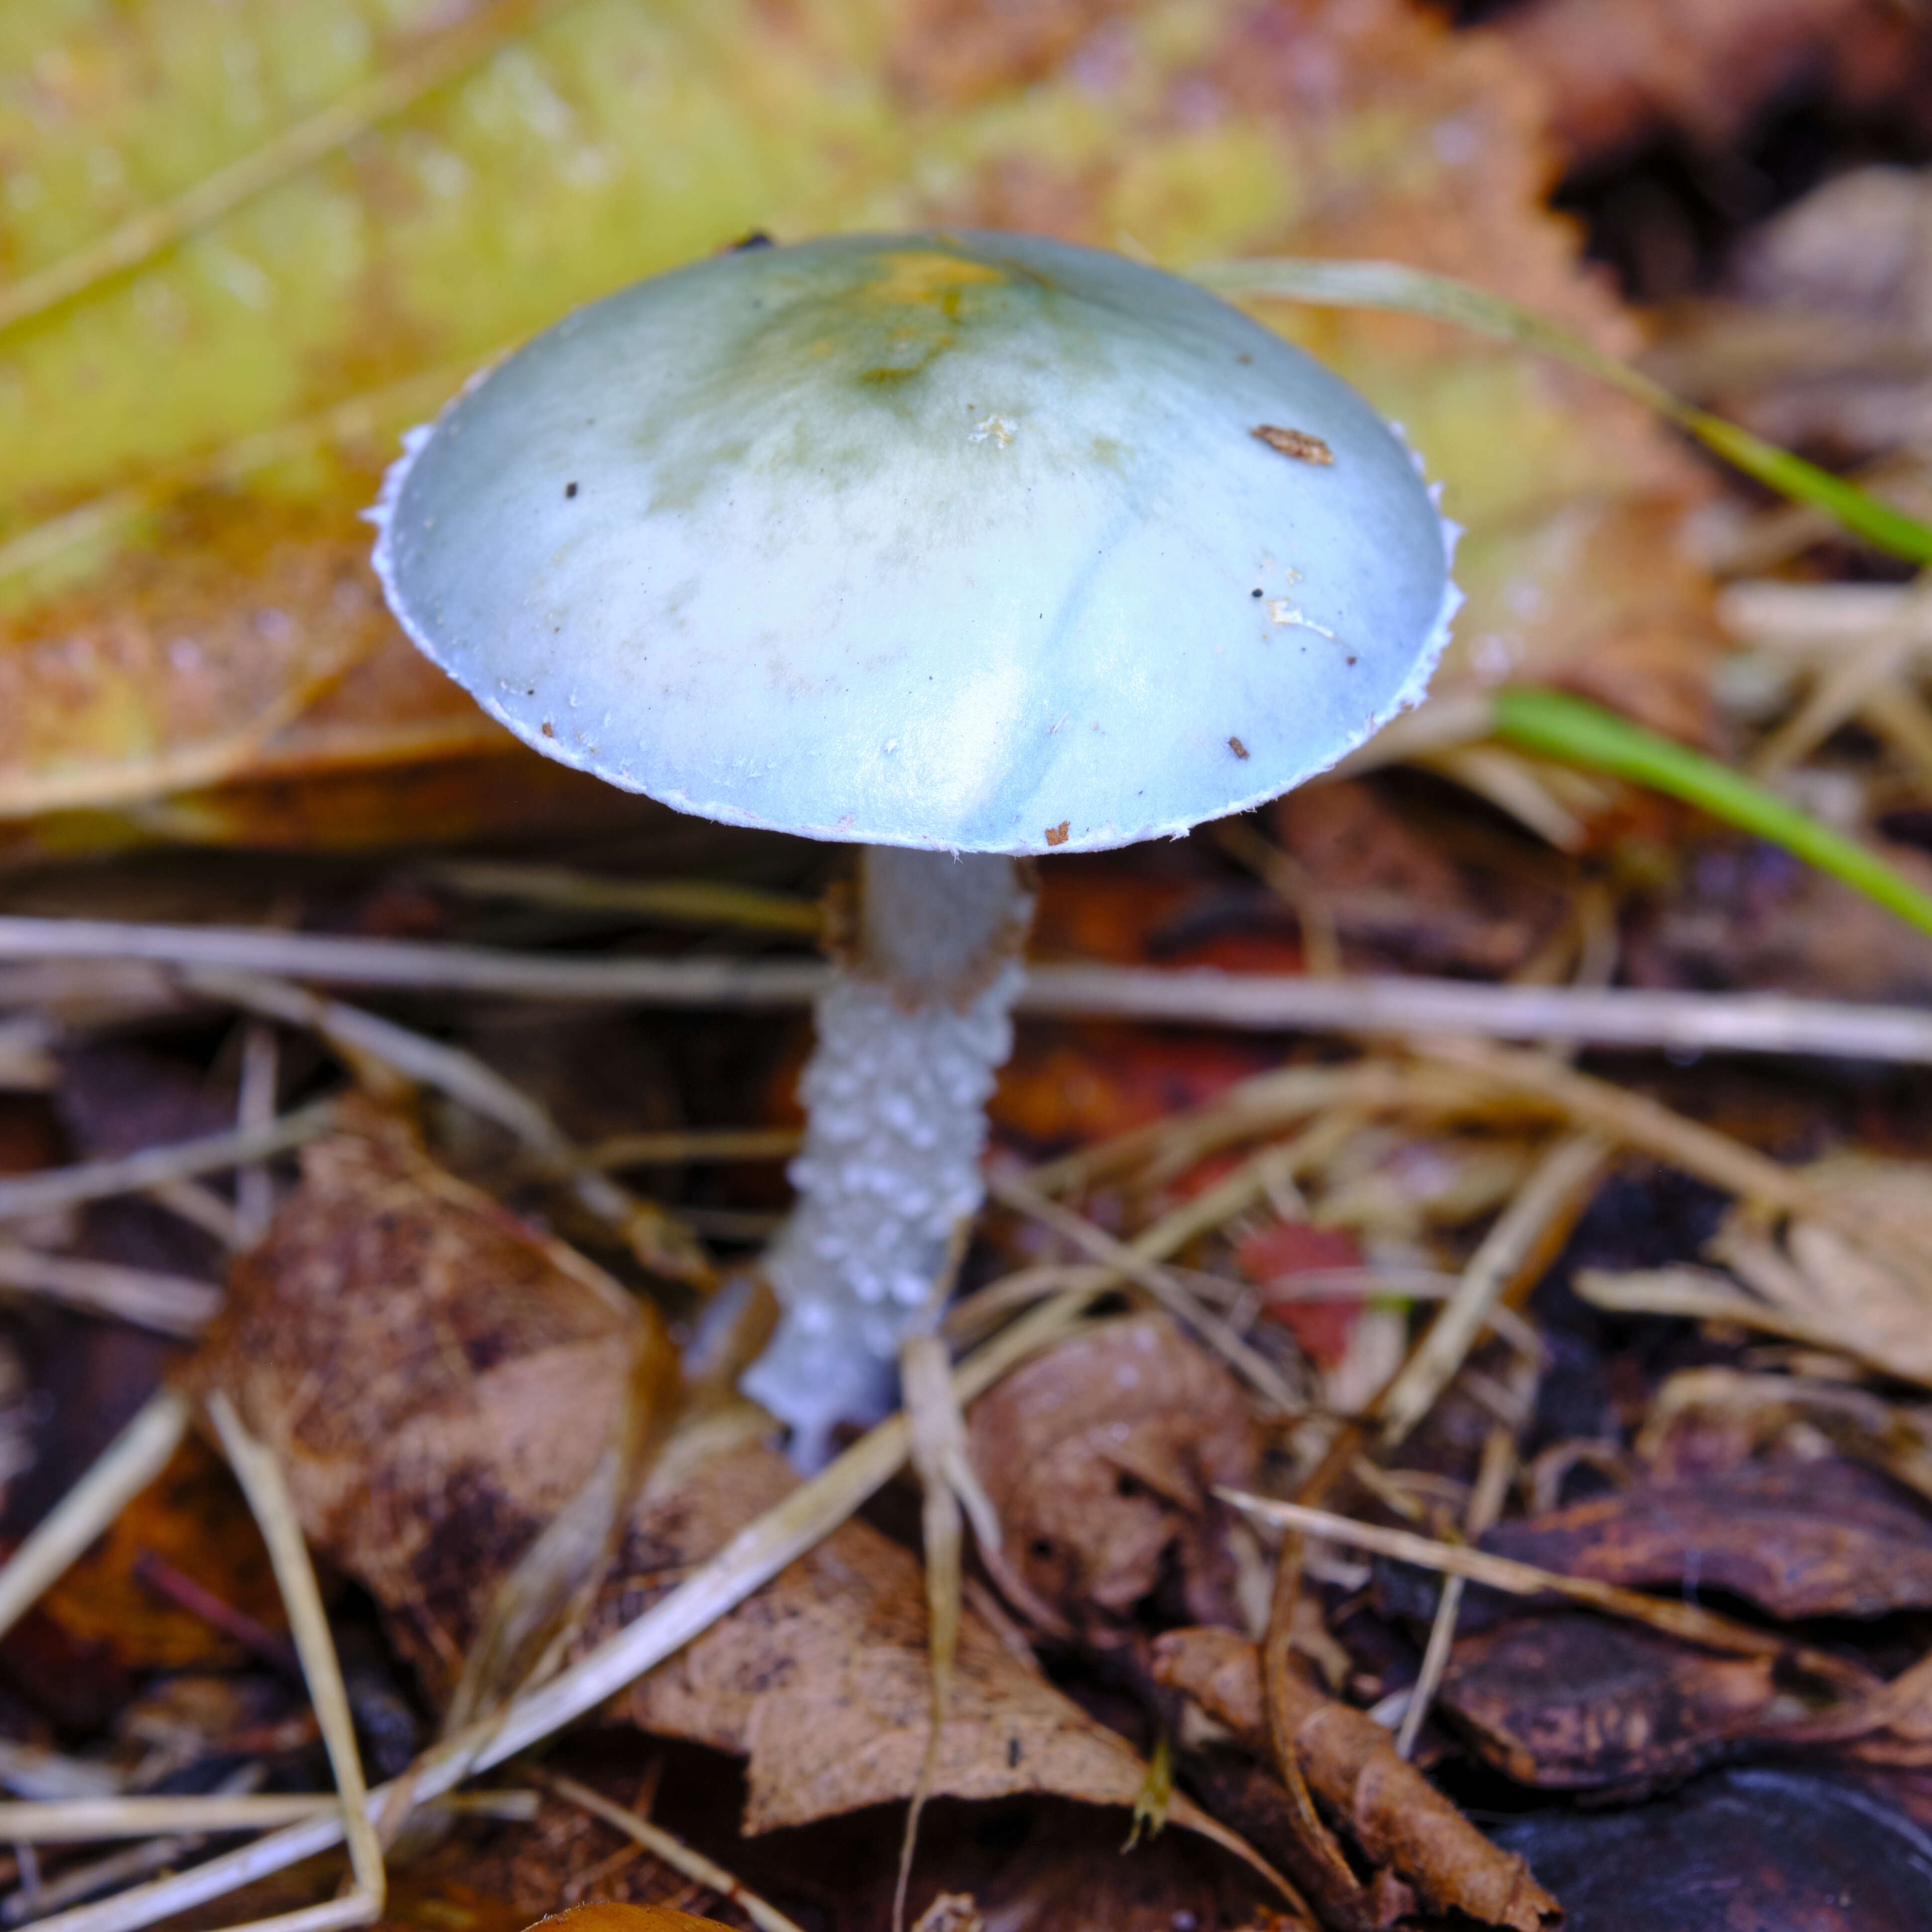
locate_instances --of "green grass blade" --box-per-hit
[1189,257,1932,567]
[1494,687,1932,941]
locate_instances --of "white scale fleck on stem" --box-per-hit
[742,850,1032,1465]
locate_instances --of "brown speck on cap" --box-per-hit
[564,481,579,498]
[1044,820,1070,846]
[1252,424,1333,466]
[1228,736,1249,759]
[540,721,555,738]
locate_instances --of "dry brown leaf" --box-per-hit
[184,1100,677,1704]
[1440,1611,1787,1790]
[608,1438,1252,1851]
[1153,1624,1559,1932]
[191,1154,1285,1883]
[1707,1155,1932,1384]
[1480,1457,1932,1622]
[963,1315,1260,1644]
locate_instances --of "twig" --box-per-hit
[0,1390,190,1644]
[1,918,1931,1064]
[146,1182,246,1251]
[423,862,822,936]
[987,1174,1303,1415]
[544,1774,805,1932]
[0,1021,56,1094]
[234,1024,280,1249]
[1394,1428,1514,1759]
[0,1800,336,1844]
[0,1107,335,1223]
[0,1750,120,1804]
[0,1791,540,1846]
[1217,1491,1874,1692]
[1375,1132,1610,1447]
[1571,1267,1923,1381]
[1718,580,1932,663]
[0,1246,220,1338]
[588,1128,802,1169]
[205,1396,383,1919]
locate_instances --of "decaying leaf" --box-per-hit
[1439,1611,1789,1789]
[1153,1624,1560,1932]
[184,1101,677,1705]
[192,1154,1286,1882]
[1713,1155,1932,1384]
[1480,1456,1932,1622]
[32,1430,285,1673]
[963,1315,1260,1644]
[0,0,1715,846]
[610,1437,1259,1854]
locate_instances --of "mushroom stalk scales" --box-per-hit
[742,848,1032,1458]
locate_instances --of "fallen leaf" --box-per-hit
[610,1436,1254,1851]
[1703,1154,1932,1385]
[1440,1611,1787,1789]
[192,1156,1288,1885]
[1481,1457,1932,1622]
[0,0,1715,843]
[1236,1220,1366,1370]
[30,1430,285,1672]
[1488,1766,1932,1932]
[184,1101,677,1704]
[963,1315,1260,1643]
[1154,1624,1560,1932]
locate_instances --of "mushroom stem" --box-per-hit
[742,848,1034,1464]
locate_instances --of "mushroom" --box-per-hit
[371,230,1458,1461]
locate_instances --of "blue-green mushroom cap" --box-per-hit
[372,230,1457,855]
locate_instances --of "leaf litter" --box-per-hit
[5,2,1932,1931]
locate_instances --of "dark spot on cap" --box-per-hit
[1252,424,1334,465]
[1229,735,1249,759]
[540,721,555,738]
[1251,588,1263,598]
[1045,820,1070,846]
[1346,654,1358,666]
[564,481,578,498]
[1007,1736,1023,1767]
[727,231,773,251]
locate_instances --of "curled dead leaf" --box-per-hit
[964,1315,1260,1643]
[1154,1625,1560,1932]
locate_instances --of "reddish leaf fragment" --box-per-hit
[1441,1611,1786,1789]
[1483,1458,1932,1621]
